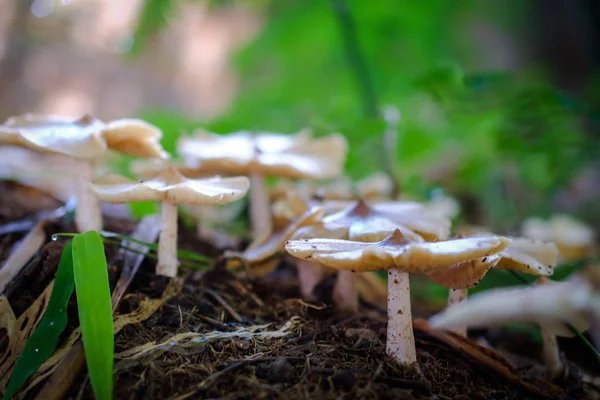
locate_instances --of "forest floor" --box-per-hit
[1,182,599,400]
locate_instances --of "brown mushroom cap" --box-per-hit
[90,166,249,205]
[0,113,168,160]
[426,237,559,289]
[101,118,168,159]
[427,255,502,289]
[178,129,348,180]
[286,229,510,273]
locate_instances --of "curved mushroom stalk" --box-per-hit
[541,322,562,380]
[333,270,359,313]
[75,160,102,233]
[249,172,272,241]
[387,268,416,364]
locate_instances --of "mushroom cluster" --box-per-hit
[0,114,168,232]
[2,111,595,381]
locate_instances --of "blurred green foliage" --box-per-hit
[131,0,598,227]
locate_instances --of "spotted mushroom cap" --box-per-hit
[90,166,249,206]
[427,236,559,289]
[286,229,509,273]
[0,113,168,160]
[429,271,594,337]
[522,215,595,260]
[178,129,348,180]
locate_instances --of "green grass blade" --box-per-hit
[2,241,75,400]
[72,232,114,400]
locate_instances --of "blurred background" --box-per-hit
[1,0,600,232]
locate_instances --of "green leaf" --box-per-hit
[72,232,114,400]
[2,241,75,400]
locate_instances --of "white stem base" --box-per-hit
[75,161,102,233]
[296,260,324,300]
[157,201,179,277]
[447,289,468,337]
[249,172,272,241]
[541,324,562,380]
[333,270,358,313]
[386,268,417,366]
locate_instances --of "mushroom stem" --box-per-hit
[157,200,179,277]
[541,323,562,380]
[447,289,468,336]
[296,260,324,300]
[249,172,272,241]
[333,270,359,312]
[75,160,102,232]
[386,267,417,366]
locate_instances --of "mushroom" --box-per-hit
[291,199,451,312]
[429,268,599,379]
[90,166,249,277]
[426,237,559,336]
[178,129,348,241]
[0,113,168,232]
[522,214,595,260]
[286,229,509,366]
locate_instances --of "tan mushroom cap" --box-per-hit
[427,237,559,289]
[286,229,510,273]
[130,158,209,179]
[90,166,249,205]
[232,206,325,265]
[429,271,593,337]
[427,255,502,289]
[495,237,558,276]
[101,118,168,159]
[0,113,168,160]
[292,199,425,243]
[178,129,348,180]
[522,215,595,259]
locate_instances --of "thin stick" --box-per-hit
[205,288,243,323]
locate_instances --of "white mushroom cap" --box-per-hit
[292,199,425,243]
[90,166,249,205]
[286,229,509,273]
[178,129,348,180]
[0,113,168,160]
[429,271,595,337]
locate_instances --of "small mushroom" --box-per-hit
[286,229,509,366]
[291,199,450,312]
[90,166,249,277]
[427,237,559,336]
[522,214,595,260]
[0,113,168,232]
[178,129,348,241]
[429,268,598,380]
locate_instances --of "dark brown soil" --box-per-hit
[1,182,598,400]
